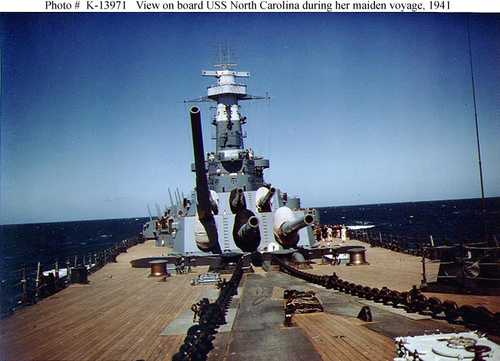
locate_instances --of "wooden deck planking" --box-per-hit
[0,240,211,361]
[310,239,440,292]
[294,313,394,361]
[2,237,498,361]
[309,239,500,312]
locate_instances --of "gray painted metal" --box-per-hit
[149,61,315,254]
[173,189,314,254]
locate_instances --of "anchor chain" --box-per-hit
[273,256,500,334]
[172,255,248,361]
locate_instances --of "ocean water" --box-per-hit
[2,198,498,280]
[0,217,147,284]
[1,197,499,309]
[318,197,500,244]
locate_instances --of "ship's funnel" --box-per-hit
[256,186,275,212]
[190,106,221,254]
[233,209,261,252]
[273,206,314,248]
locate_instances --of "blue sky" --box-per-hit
[1,13,499,224]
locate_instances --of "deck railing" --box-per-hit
[349,229,497,258]
[349,229,500,289]
[0,234,145,318]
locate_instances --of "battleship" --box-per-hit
[148,61,315,258]
[2,55,499,361]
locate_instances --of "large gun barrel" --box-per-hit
[256,186,275,212]
[233,209,261,252]
[190,106,221,254]
[237,216,259,239]
[281,214,314,236]
[229,188,247,214]
[273,206,314,248]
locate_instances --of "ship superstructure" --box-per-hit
[200,66,269,193]
[169,62,315,255]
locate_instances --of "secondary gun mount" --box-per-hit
[190,106,222,254]
[273,206,314,248]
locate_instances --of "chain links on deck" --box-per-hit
[273,256,500,335]
[172,255,248,361]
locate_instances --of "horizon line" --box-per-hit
[1,195,499,226]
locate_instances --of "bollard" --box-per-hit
[149,260,169,277]
[70,266,88,284]
[347,247,369,266]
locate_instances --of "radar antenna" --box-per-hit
[213,42,237,70]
